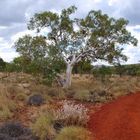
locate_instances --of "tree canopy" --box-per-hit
[27,6,137,64]
[14,6,138,87]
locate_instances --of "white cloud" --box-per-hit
[108,0,118,6]
[122,25,140,64]
[11,30,35,43]
[0,37,19,62]
[0,51,19,62]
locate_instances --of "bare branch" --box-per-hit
[75,48,96,63]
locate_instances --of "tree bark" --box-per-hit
[64,63,73,88]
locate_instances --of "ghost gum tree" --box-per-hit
[16,6,137,88]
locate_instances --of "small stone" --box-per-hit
[27,94,44,106]
[22,83,30,88]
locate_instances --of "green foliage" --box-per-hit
[0,58,6,71]
[125,65,139,76]
[14,34,66,85]
[5,56,30,73]
[93,65,112,83]
[73,59,93,74]
[14,35,48,74]
[5,63,21,73]
[42,58,66,86]
[15,35,47,60]
[115,64,126,77]
[13,6,138,85]
[28,6,137,64]
[115,64,140,76]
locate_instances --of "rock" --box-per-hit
[27,94,44,106]
[0,122,38,140]
[0,133,13,140]
[24,89,31,95]
[22,83,30,88]
[53,120,64,132]
[18,84,24,88]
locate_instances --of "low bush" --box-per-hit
[16,93,27,101]
[27,94,44,106]
[47,88,59,98]
[0,106,12,121]
[74,90,90,101]
[73,89,108,103]
[55,126,92,140]
[31,114,56,140]
[89,89,111,103]
[53,100,89,127]
[47,88,65,99]
[65,89,75,98]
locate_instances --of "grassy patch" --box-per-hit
[55,126,92,140]
[31,114,56,140]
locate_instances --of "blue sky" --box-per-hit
[0,0,140,64]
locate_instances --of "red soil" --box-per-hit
[88,92,140,140]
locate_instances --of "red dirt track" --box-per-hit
[88,92,140,140]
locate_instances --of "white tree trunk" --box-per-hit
[65,63,73,88]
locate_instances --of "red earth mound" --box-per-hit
[88,92,140,140]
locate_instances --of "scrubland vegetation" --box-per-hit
[0,5,139,140]
[0,71,139,139]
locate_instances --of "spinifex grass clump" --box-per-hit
[0,94,17,121]
[55,126,92,140]
[0,122,38,140]
[32,114,56,140]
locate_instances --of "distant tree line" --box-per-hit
[1,56,140,78]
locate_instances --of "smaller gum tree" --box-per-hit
[15,6,137,88]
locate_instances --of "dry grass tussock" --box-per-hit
[0,73,139,125]
[0,84,17,121]
[0,72,139,140]
[55,126,92,140]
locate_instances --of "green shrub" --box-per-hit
[15,93,27,101]
[55,126,92,140]
[74,90,90,101]
[0,106,12,121]
[48,88,59,98]
[47,88,65,99]
[65,89,76,98]
[31,114,56,140]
